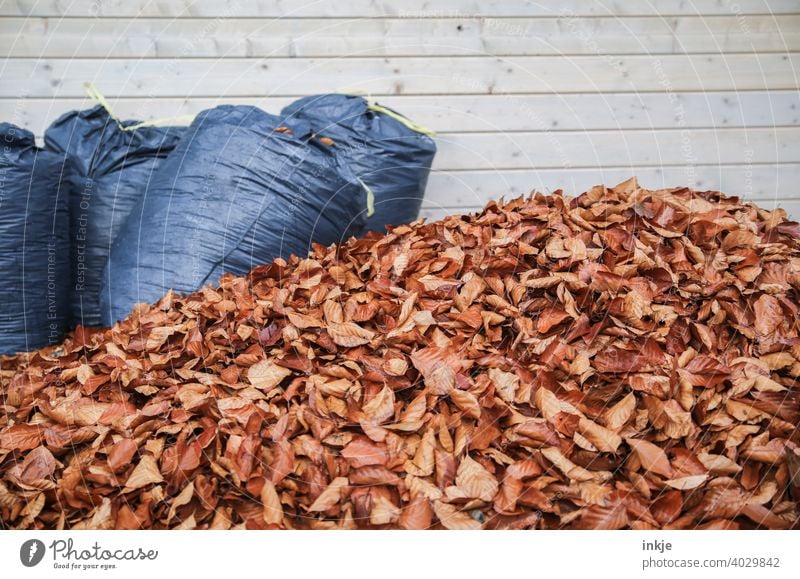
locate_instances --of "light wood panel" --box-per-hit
[1,0,795,18]
[5,91,798,136]
[2,54,797,98]
[2,16,798,57]
[423,164,800,206]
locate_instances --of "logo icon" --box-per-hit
[20,539,46,567]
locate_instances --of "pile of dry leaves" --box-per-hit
[1,179,799,530]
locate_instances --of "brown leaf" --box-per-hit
[146,326,175,350]
[410,346,462,396]
[537,307,570,333]
[287,311,322,329]
[261,479,284,525]
[626,438,674,478]
[541,447,609,483]
[664,474,708,490]
[247,360,292,391]
[107,439,138,472]
[327,322,375,347]
[398,495,433,530]
[123,455,164,492]
[753,294,782,337]
[651,490,682,525]
[488,368,519,403]
[370,494,401,526]
[456,455,499,502]
[0,424,43,452]
[404,428,435,476]
[361,385,395,424]
[20,446,56,484]
[449,388,481,419]
[308,477,349,512]
[578,417,622,453]
[341,438,388,468]
[433,501,482,530]
[575,502,628,530]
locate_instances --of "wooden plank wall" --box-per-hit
[1,0,798,220]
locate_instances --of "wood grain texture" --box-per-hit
[423,164,800,206]
[1,0,796,18]
[3,16,798,57]
[4,91,798,136]
[2,54,797,98]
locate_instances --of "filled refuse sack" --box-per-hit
[100,105,367,326]
[0,123,70,354]
[44,104,184,327]
[281,94,437,234]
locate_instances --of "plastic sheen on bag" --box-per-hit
[281,94,436,234]
[100,105,368,326]
[0,123,70,354]
[44,103,185,327]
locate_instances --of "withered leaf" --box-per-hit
[626,438,674,478]
[261,479,284,525]
[456,455,499,502]
[248,360,292,391]
[753,294,782,337]
[664,474,708,490]
[2,181,798,530]
[20,446,56,485]
[168,481,195,522]
[327,322,375,347]
[361,385,395,424]
[488,368,519,403]
[449,388,481,419]
[308,477,349,512]
[107,439,138,472]
[341,438,388,468]
[398,495,433,530]
[601,392,636,432]
[576,502,628,530]
[123,455,164,492]
[578,417,622,453]
[433,500,482,530]
[0,424,43,452]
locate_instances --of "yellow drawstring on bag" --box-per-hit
[341,91,436,136]
[83,82,194,132]
[357,178,376,218]
[366,101,436,137]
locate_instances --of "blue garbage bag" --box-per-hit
[281,94,436,233]
[0,123,70,354]
[44,105,184,327]
[100,105,367,325]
